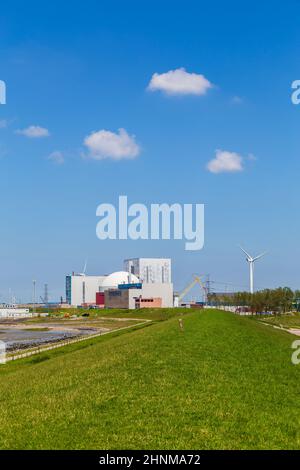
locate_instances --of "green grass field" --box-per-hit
[30,307,190,322]
[257,312,300,329]
[0,309,299,450]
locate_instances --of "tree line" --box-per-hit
[208,288,300,314]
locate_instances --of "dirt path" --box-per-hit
[260,321,300,336]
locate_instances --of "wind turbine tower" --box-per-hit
[239,247,267,294]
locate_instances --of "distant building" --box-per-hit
[124,258,171,284]
[105,282,173,309]
[95,292,105,307]
[0,306,30,319]
[100,271,139,290]
[66,271,140,306]
[66,274,106,306]
[66,259,173,308]
[135,297,162,309]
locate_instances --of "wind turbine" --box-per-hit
[239,247,267,294]
[82,259,87,275]
[78,259,88,276]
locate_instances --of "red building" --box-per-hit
[95,292,105,307]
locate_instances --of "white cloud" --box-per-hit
[48,151,64,165]
[84,128,140,160]
[16,125,50,138]
[148,68,213,96]
[206,149,244,174]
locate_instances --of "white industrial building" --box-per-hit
[0,306,30,319]
[66,274,106,306]
[66,258,173,308]
[66,271,140,306]
[100,271,140,291]
[124,258,171,284]
[141,282,173,307]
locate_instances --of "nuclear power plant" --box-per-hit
[66,258,174,309]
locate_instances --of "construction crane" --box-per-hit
[177,275,208,305]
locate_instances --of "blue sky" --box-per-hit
[0,0,299,302]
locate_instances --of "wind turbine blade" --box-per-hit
[239,246,252,259]
[83,259,88,275]
[253,251,267,262]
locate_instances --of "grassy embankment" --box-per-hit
[0,309,299,450]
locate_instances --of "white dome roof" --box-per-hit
[101,271,140,289]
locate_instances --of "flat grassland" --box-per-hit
[0,309,299,450]
[30,307,186,322]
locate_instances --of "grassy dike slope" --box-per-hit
[0,310,299,449]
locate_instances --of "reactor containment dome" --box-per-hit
[100,271,140,290]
